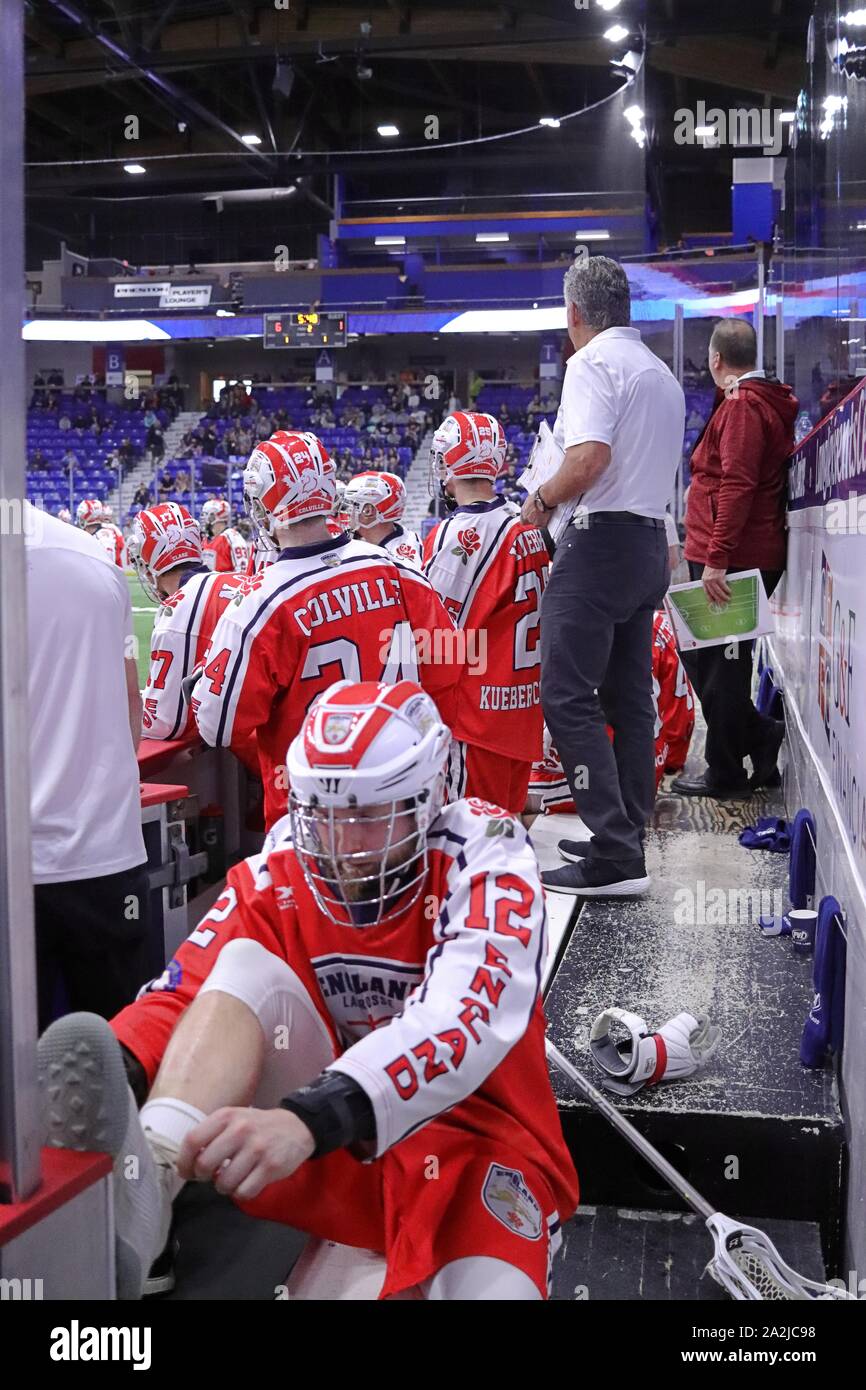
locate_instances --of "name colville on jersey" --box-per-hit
[292,576,403,636]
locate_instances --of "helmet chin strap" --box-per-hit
[438,481,457,513]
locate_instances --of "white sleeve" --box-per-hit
[561,353,618,449]
[327,814,547,1155]
[141,606,193,741]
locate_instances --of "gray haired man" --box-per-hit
[522,257,685,896]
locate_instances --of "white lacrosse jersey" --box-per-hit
[142,566,247,741]
[379,524,423,569]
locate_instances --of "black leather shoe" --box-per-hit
[670,771,752,800]
[750,719,786,789]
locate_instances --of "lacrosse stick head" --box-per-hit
[705,1213,855,1301]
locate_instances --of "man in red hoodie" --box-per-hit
[673,319,798,799]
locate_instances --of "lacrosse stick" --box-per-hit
[546,1039,853,1301]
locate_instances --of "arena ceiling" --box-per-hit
[24,0,816,262]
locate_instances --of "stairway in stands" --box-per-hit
[108,409,204,522]
[402,429,435,530]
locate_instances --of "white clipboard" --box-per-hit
[517,420,575,544]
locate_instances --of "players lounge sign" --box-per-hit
[113,282,213,309]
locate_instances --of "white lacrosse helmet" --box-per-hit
[429,410,505,493]
[128,502,203,603]
[76,497,104,531]
[201,498,231,534]
[287,679,451,928]
[344,471,406,530]
[243,432,335,547]
[101,502,114,524]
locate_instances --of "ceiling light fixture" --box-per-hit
[539,117,561,128]
[241,133,262,146]
[603,24,629,42]
[123,164,146,175]
[377,124,400,137]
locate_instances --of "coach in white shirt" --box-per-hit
[26,503,149,1028]
[521,258,685,897]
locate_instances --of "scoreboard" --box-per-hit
[263,311,347,349]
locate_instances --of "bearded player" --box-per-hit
[39,680,578,1301]
[192,431,477,829]
[201,498,250,574]
[344,471,423,568]
[128,503,247,741]
[423,411,548,815]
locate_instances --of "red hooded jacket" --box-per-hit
[684,376,798,573]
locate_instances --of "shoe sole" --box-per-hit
[39,1012,130,1156]
[543,875,651,898]
[39,1013,145,1299]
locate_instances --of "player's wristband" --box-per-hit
[534,488,553,512]
[280,1071,376,1158]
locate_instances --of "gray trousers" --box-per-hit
[540,518,669,864]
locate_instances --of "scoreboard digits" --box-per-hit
[263,311,347,348]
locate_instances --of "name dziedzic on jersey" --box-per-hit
[191,534,473,827]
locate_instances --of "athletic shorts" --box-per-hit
[447,741,533,817]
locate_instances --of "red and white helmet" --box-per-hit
[243,432,335,546]
[201,498,231,534]
[128,502,203,602]
[287,680,451,928]
[57,507,72,525]
[76,498,104,531]
[344,471,406,529]
[430,410,505,490]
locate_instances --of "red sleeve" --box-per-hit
[707,399,767,570]
[422,523,440,567]
[399,570,466,727]
[111,861,279,1085]
[213,534,233,572]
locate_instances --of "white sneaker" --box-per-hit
[39,1012,173,1299]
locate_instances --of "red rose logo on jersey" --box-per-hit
[396,543,415,559]
[452,527,481,565]
[481,1164,542,1241]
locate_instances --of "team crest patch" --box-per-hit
[481,1164,542,1241]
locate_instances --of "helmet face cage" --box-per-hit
[289,792,431,929]
[128,522,160,603]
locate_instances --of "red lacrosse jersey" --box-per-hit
[652,608,695,773]
[204,527,250,574]
[94,523,126,569]
[192,533,472,828]
[112,796,579,1223]
[141,566,248,741]
[423,498,548,760]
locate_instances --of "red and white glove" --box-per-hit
[589,1007,719,1097]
